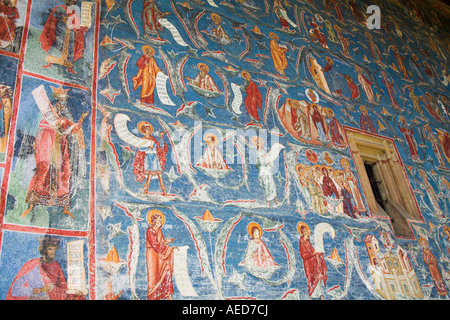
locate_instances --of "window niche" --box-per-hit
[345,128,423,239]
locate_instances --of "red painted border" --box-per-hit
[87,0,102,300]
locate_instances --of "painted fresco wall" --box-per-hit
[0,0,448,301]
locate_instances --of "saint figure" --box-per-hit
[146,210,176,300]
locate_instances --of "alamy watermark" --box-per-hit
[167,122,284,175]
[366,5,381,30]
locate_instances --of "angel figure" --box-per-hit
[251,136,285,206]
[132,121,168,195]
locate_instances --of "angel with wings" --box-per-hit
[113,115,171,196]
[251,136,285,206]
[132,121,169,195]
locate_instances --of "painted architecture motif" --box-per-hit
[0,0,448,301]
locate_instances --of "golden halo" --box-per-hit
[146,209,165,226]
[340,158,350,168]
[138,121,153,135]
[204,133,218,146]
[297,222,310,235]
[142,45,155,55]
[295,164,304,174]
[198,63,209,72]
[327,108,334,117]
[247,222,263,238]
[359,105,367,112]
[241,71,251,79]
[250,136,263,148]
[269,32,278,40]
[443,225,450,237]
[442,178,450,189]
[418,237,428,246]
[211,13,221,22]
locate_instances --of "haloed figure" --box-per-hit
[186,63,220,93]
[146,210,177,300]
[298,223,327,300]
[251,136,280,206]
[132,121,168,195]
[240,222,279,279]
[241,71,263,126]
[132,45,162,107]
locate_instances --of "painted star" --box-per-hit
[100,83,121,104]
[167,49,178,59]
[228,270,246,291]
[108,223,126,238]
[204,106,216,118]
[276,172,285,185]
[170,119,187,130]
[100,18,114,29]
[110,14,126,26]
[256,78,268,87]
[165,167,180,184]
[98,206,113,220]
[257,40,268,50]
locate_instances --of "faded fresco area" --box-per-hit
[0,0,448,301]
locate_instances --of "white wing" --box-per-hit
[278,8,297,28]
[264,143,285,163]
[314,222,335,253]
[113,113,152,148]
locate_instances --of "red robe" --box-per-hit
[26,116,82,207]
[6,258,83,300]
[38,5,86,63]
[309,21,328,48]
[142,0,165,36]
[132,54,161,105]
[441,132,450,162]
[146,227,174,300]
[322,175,338,198]
[360,113,376,134]
[299,236,327,297]
[399,125,419,159]
[422,248,448,296]
[244,80,262,121]
[347,79,359,99]
[0,4,19,42]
